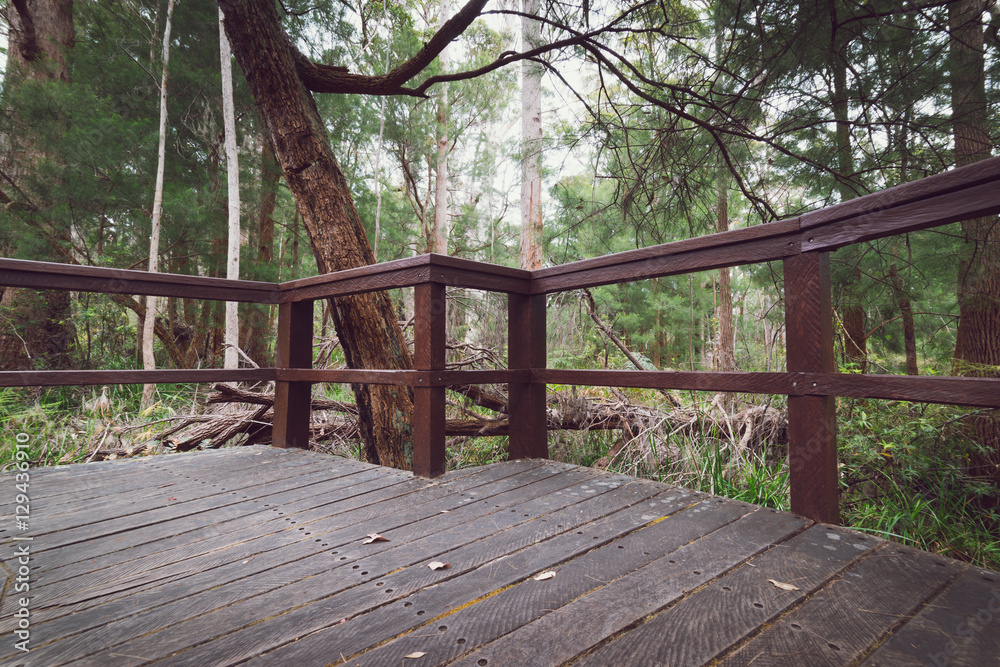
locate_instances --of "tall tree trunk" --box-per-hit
[241,134,279,367]
[519,0,543,270]
[888,263,918,375]
[220,0,414,469]
[828,0,867,372]
[141,0,176,409]
[949,0,1000,489]
[716,168,735,374]
[0,0,75,371]
[432,0,450,255]
[220,7,241,371]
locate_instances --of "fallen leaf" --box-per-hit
[362,533,389,544]
[404,652,427,659]
[167,497,177,501]
[533,571,557,581]
[768,579,800,591]
[427,561,450,570]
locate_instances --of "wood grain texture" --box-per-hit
[784,252,839,524]
[717,544,962,666]
[413,282,447,477]
[800,155,1000,230]
[861,567,1000,667]
[82,467,607,667]
[275,368,528,386]
[16,460,533,633]
[575,524,877,667]
[537,369,800,394]
[803,181,1000,252]
[803,372,1000,407]
[531,230,800,294]
[508,292,548,459]
[0,257,280,302]
[449,508,808,667]
[273,300,313,449]
[345,497,760,666]
[1,449,995,667]
[22,464,570,665]
[237,483,699,667]
[280,264,431,301]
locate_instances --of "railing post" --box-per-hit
[508,293,548,459]
[273,299,313,448]
[784,251,839,524]
[413,282,446,477]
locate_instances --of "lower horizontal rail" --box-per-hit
[0,369,276,387]
[537,369,1000,408]
[275,368,529,386]
[2,368,996,408]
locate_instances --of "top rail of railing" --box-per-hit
[2,156,996,303]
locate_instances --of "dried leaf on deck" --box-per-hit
[362,533,389,544]
[427,561,450,570]
[768,579,800,591]
[404,651,427,659]
[533,570,557,581]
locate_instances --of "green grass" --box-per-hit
[838,398,1000,570]
[0,384,205,470]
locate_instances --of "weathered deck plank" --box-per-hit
[0,445,996,667]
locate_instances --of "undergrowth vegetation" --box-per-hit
[1,384,997,572]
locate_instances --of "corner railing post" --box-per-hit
[273,299,313,448]
[783,251,839,524]
[508,292,548,459]
[413,282,446,477]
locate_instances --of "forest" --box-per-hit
[0,0,998,568]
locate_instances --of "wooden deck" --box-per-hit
[1,446,997,666]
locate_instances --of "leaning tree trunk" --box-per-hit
[949,0,1000,491]
[219,0,414,469]
[0,0,75,371]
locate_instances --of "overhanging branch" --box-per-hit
[295,0,489,96]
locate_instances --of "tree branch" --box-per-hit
[294,0,489,96]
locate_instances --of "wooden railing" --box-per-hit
[2,156,1000,524]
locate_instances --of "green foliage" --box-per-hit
[839,399,1000,570]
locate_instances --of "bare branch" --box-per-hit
[295,0,489,96]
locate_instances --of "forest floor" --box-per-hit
[1,383,998,572]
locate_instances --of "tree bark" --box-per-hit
[0,0,75,371]
[949,0,1000,489]
[141,0,176,409]
[519,0,543,271]
[433,0,451,255]
[828,0,867,373]
[240,134,279,367]
[716,163,735,374]
[220,7,241,371]
[888,263,918,376]
[219,0,415,469]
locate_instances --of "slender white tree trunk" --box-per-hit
[141,0,177,409]
[220,7,241,370]
[373,96,387,261]
[432,0,451,255]
[519,0,543,270]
